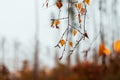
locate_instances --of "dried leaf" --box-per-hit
[56,1,63,9]
[103,48,111,56]
[98,43,110,56]
[51,21,54,27]
[98,43,105,56]
[56,25,59,29]
[55,20,60,26]
[74,4,78,8]
[79,18,82,23]
[84,0,90,5]
[69,41,73,47]
[60,39,65,46]
[84,32,89,38]
[80,8,85,14]
[113,40,120,53]
[75,3,82,10]
[73,29,77,36]
[77,3,82,10]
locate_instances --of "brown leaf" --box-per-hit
[84,32,89,38]
[79,18,82,23]
[73,29,77,36]
[59,39,65,46]
[51,21,54,27]
[80,8,85,14]
[56,1,63,9]
[69,41,73,47]
[56,25,59,29]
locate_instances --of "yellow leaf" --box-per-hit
[73,29,77,36]
[98,43,111,56]
[55,20,60,26]
[113,40,120,53]
[74,3,82,10]
[84,0,90,5]
[56,1,63,9]
[69,41,73,47]
[103,48,111,56]
[77,3,82,10]
[60,39,65,46]
[98,43,105,56]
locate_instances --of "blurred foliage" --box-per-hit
[0,50,120,80]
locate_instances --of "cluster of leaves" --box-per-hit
[44,0,90,60]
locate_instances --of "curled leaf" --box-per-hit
[73,29,77,36]
[60,39,65,46]
[56,1,63,9]
[55,20,60,29]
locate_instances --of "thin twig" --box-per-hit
[69,36,84,57]
[69,24,84,35]
[51,17,68,21]
[81,32,100,60]
[55,27,69,48]
[59,0,70,60]
[83,2,87,33]
[59,27,69,60]
[58,9,61,18]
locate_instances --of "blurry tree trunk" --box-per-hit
[66,0,71,68]
[33,0,39,80]
[14,41,20,71]
[99,0,106,66]
[1,38,5,65]
[112,0,119,40]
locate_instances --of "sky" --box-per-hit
[0,0,57,71]
[0,0,120,71]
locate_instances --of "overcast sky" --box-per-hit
[0,0,57,71]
